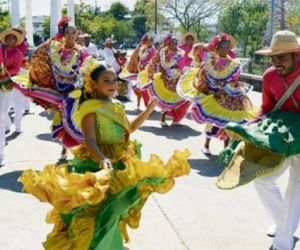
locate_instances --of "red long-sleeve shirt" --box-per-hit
[0,45,23,75]
[17,40,29,56]
[262,59,300,114]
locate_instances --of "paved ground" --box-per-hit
[0,91,299,250]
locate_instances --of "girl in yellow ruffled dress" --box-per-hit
[19,58,190,250]
[177,34,257,155]
[145,37,191,126]
[133,35,157,109]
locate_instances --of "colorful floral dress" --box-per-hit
[177,43,193,70]
[19,99,190,250]
[13,40,89,147]
[178,51,257,139]
[147,46,191,122]
[129,45,157,106]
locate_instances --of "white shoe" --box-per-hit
[15,128,23,133]
[0,158,5,167]
[267,225,277,237]
[202,147,211,156]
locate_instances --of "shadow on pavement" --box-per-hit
[39,110,54,121]
[126,109,162,121]
[293,237,299,249]
[0,170,23,193]
[189,157,224,177]
[139,125,201,139]
[6,131,22,143]
[36,133,58,143]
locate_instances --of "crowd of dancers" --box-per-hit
[1,15,300,250]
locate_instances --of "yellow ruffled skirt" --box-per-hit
[19,149,190,250]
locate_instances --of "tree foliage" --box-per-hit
[134,0,168,32]
[42,16,50,39]
[218,0,269,57]
[0,0,11,33]
[287,0,300,34]
[108,2,129,20]
[132,14,148,39]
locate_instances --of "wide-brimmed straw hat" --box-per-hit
[12,26,26,37]
[0,29,23,46]
[104,38,114,46]
[83,33,91,38]
[114,49,127,57]
[182,32,197,44]
[256,30,300,56]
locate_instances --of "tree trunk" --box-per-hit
[280,0,286,29]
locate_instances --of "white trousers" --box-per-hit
[254,155,300,250]
[127,81,132,98]
[0,92,6,161]
[4,88,24,131]
[22,96,30,111]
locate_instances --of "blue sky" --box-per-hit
[20,0,137,16]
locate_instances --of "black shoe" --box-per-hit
[23,110,31,115]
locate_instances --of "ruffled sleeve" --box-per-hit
[73,99,101,128]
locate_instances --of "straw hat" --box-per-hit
[114,49,127,57]
[104,38,113,46]
[256,30,300,56]
[182,32,197,44]
[0,29,23,46]
[83,33,91,38]
[12,26,26,37]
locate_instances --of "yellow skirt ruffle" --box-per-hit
[19,149,191,250]
[150,73,184,105]
[192,94,259,127]
[177,68,204,100]
[137,69,151,88]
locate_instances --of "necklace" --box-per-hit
[50,41,80,73]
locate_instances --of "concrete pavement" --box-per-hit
[0,91,299,250]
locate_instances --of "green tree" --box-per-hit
[112,20,135,42]
[218,0,269,57]
[161,0,220,31]
[134,0,167,31]
[42,16,50,39]
[108,2,129,21]
[287,0,300,34]
[0,0,11,33]
[190,23,209,42]
[132,14,147,38]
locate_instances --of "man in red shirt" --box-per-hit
[254,30,300,250]
[0,28,24,167]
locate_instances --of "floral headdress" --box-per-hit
[79,57,102,94]
[58,16,72,35]
[207,33,237,59]
[207,33,236,51]
[163,34,173,46]
[141,34,149,45]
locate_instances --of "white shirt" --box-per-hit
[111,59,121,74]
[103,47,115,66]
[84,42,98,57]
